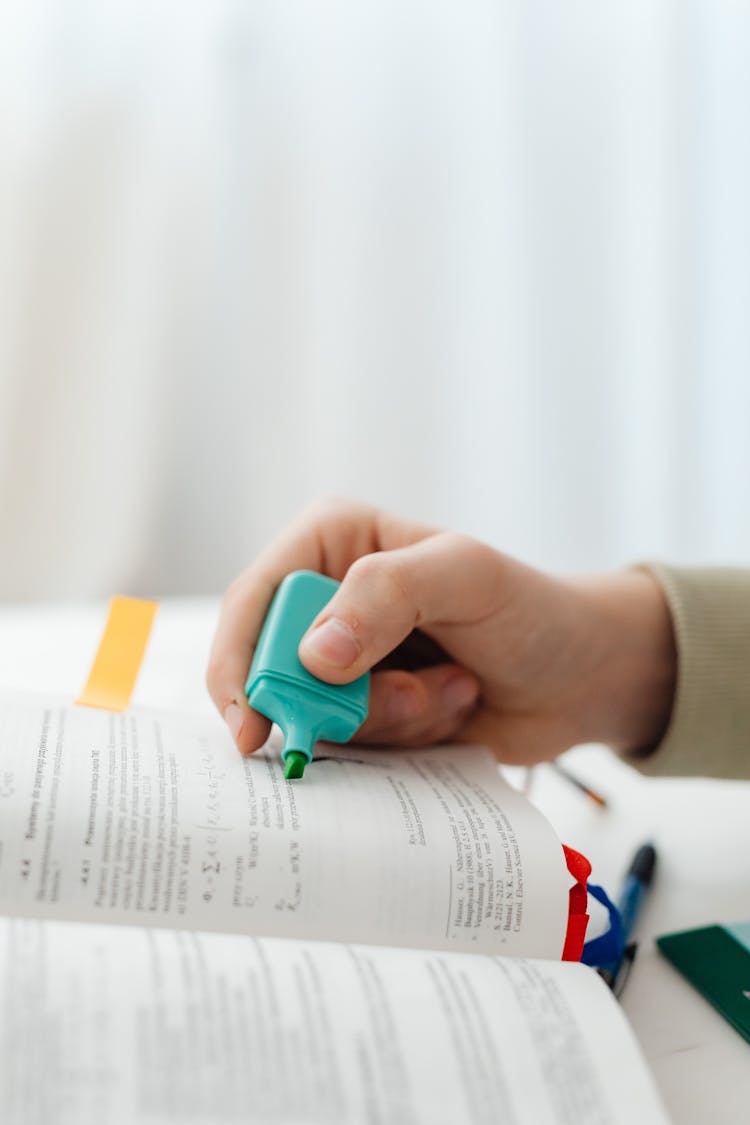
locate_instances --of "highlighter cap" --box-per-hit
[245,570,370,767]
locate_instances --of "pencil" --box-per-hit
[549,760,609,809]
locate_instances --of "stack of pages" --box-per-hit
[0,694,669,1123]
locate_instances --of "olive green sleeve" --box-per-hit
[622,564,750,779]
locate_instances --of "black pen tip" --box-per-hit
[631,843,657,883]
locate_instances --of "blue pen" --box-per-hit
[598,842,657,990]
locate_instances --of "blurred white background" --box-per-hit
[1,1,748,600]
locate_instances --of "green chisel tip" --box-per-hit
[284,750,307,780]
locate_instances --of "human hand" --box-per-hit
[207,498,676,764]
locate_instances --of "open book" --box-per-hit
[0,693,668,1124]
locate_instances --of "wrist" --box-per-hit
[568,568,677,753]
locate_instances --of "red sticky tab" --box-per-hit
[561,844,591,962]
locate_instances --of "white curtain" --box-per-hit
[1,1,749,599]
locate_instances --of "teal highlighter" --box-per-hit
[245,570,370,780]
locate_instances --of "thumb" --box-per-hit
[298,533,495,683]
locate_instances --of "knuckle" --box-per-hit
[348,552,412,614]
[303,495,341,521]
[304,494,361,523]
[438,530,480,557]
[308,495,380,544]
[440,530,498,576]
[347,552,380,585]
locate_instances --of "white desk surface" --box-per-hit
[1,598,748,1125]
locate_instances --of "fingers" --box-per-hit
[354,665,480,747]
[207,541,321,757]
[207,497,436,753]
[298,531,501,683]
[223,705,272,759]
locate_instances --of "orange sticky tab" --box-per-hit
[76,596,159,711]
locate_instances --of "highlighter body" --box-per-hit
[245,570,369,778]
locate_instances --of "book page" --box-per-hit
[1,916,669,1125]
[0,693,569,956]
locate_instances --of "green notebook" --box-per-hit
[657,922,750,1045]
